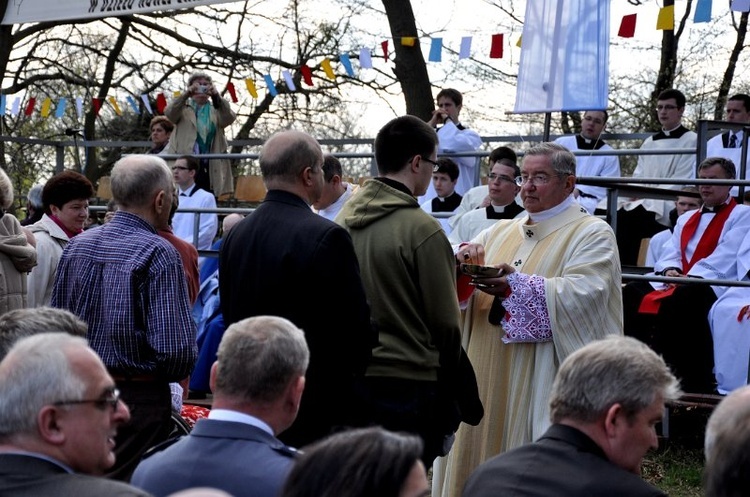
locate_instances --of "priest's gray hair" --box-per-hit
[523,142,577,177]
[215,316,309,404]
[699,156,736,180]
[549,335,681,424]
[0,333,88,438]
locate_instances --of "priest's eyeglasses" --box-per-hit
[515,174,555,187]
[487,173,516,184]
[54,388,122,413]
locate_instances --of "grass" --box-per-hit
[643,406,711,496]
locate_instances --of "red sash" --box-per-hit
[639,199,736,314]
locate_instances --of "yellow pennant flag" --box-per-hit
[40,97,52,118]
[321,59,336,80]
[245,78,258,99]
[108,96,122,116]
[656,5,674,30]
[401,37,416,47]
[173,91,181,98]
[516,35,522,48]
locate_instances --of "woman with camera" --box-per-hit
[165,72,236,196]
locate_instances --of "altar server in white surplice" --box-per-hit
[433,142,622,497]
[706,94,750,199]
[554,110,620,214]
[709,228,750,394]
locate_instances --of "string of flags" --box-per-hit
[3,0,749,120]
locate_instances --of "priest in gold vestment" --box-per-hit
[434,142,623,497]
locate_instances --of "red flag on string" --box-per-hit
[226,81,238,103]
[24,98,36,116]
[490,34,504,58]
[156,93,167,114]
[618,14,637,37]
[92,98,103,116]
[381,40,389,60]
[301,65,314,86]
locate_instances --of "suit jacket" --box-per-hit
[0,454,150,497]
[219,190,374,446]
[463,424,666,497]
[131,419,295,497]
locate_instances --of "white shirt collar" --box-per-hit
[208,409,274,436]
[527,195,576,223]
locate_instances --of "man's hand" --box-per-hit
[428,108,449,127]
[471,263,515,296]
[457,243,485,265]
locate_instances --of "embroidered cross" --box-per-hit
[513,259,522,266]
[525,229,533,238]
[579,207,586,213]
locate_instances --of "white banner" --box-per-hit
[514,0,610,114]
[2,0,241,25]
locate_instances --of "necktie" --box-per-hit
[729,133,737,149]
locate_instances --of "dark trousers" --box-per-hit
[351,376,448,469]
[107,380,172,482]
[623,280,717,393]
[195,159,212,194]
[616,206,667,266]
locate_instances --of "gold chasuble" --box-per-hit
[434,203,623,497]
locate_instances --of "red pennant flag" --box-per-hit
[92,98,103,116]
[24,98,36,116]
[381,40,389,60]
[156,93,167,114]
[301,65,314,86]
[226,81,238,103]
[618,14,637,38]
[490,34,504,59]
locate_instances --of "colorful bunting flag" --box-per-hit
[244,79,258,99]
[300,65,314,86]
[0,95,5,115]
[40,97,52,117]
[381,40,389,60]
[429,38,442,62]
[732,0,750,11]
[156,93,167,114]
[490,34,504,59]
[75,97,83,118]
[55,98,67,118]
[108,96,122,116]
[226,81,238,102]
[694,0,712,22]
[282,71,296,91]
[321,59,336,80]
[516,36,522,48]
[263,75,278,97]
[459,37,472,59]
[24,98,36,117]
[141,94,153,114]
[126,96,139,114]
[657,5,675,30]
[401,37,416,47]
[11,97,20,117]
[339,54,355,77]
[92,98,103,117]
[359,48,372,69]
[618,14,637,37]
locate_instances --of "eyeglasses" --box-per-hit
[515,174,563,187]
[54,388,122,413]
[418,156,440,173]
[487,173,517,184]
[655,104,679,111]
[172,166,189,171]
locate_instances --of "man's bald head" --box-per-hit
[259,131,323,185]
[111,155,173,210]
[222,213,244,234]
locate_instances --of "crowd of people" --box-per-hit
[2,78,750,497]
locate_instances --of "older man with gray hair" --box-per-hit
[704,385,750,497]
[0,333,149,496]
[437,142,623,497]
[463,336,680,496]
[0,306,87,360]
[52,154,197,481]
[132,316,309,497]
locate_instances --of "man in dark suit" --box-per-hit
[0,333,149,497]
[132,316,308,497]
[463,336,681,497]
[219,130,374,448]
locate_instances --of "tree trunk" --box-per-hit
[715,12,748,120]
[381,0,434,121]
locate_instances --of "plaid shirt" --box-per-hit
[52,211,196,381]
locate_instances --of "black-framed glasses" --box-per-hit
[54,388,121,413]
[419,156,440,173]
